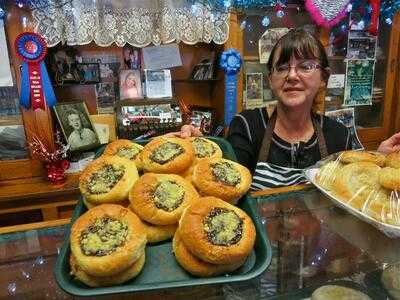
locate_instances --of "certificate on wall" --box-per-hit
[344,59,375,106]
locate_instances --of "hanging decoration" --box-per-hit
[220,49,242,127]
[15,32,56,110]
[368,0,380,35]
[29,133,70,184]
[305,0,352,28]
[380,0,400,25]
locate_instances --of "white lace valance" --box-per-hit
[32,0,230,48]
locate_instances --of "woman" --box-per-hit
[173,28,400,190]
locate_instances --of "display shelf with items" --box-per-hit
[236,4,399,150]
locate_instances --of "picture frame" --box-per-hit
[53,101,100,152]
[246,73,263,103]
[190,106,214,135]
[95,82,116,114]
[145,69,172,99]
[123,45,141,70]
[190,54,215,80]
[48,47,81,86]
[119,70,143,100]
[259,28,289,64]
[76,63,100,84]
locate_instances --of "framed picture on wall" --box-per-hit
[246,73,263,103]
[53,101,100,152]
[76,63,101,84]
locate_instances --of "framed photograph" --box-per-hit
[259,28,289,64]
[48,47,81,85]
[99,62,121,79]
[119,70,143,100]
[53,101,100,152]
[123,45,141,70]
[145,69,172,98]
[190,106,214,135]
[246,73,263,103]
[76,63,100,84]
[190,53,215,80]
[95,82,116,114]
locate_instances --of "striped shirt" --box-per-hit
[227,108,353,190]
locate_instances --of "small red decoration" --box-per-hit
[368,0,381,35]
[29,132,70,184]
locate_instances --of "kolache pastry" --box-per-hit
[311,285,371,300]
[103,139,144,169]
[70,252,145,287]
[192,158,252,204]
[315,160,343,191]
[386,151,400,169]
[339,150,386,167]
[178,196,256,266]
[79,156,139,208]
[139,137,194,174]
[128,205,177,243]
[70,204,147,279]
[172,229,246,277]
[379,167,400,190]
[180,137,224,180]
[129,173,199,225]
[333,162,389,210]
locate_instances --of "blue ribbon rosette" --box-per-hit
[15,32,56,110]
[220,48,242,127]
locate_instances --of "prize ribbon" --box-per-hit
[220,48,242,127]
[15,32,56,110]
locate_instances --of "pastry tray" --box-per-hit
[304,153,400,238]
[54,137,272,296]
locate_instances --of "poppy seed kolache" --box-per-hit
[192,158,252,204]
[139,137,194,174]
[79,156,139,207]
[70,204,147,278]
[129,173,199,225]
[178,196,256,266]
[103,139,144,169]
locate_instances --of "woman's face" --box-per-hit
[68,113,81,130]
[269,54,326,110]
[126,74,136,88]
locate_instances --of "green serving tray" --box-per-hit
[54,137,272,296]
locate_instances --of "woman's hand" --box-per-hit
[164,125,203,138]
[377,132,400,154]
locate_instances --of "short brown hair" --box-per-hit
[267,28,330,81]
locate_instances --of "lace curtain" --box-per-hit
[32,0,230,47]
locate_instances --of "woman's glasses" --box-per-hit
[272,61,321,78]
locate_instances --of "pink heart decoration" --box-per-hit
[305,0,351,28]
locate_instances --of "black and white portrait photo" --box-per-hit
[54,101,100,152]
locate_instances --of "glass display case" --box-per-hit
[1,189,399,299]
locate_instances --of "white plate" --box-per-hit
[304,168,400,238]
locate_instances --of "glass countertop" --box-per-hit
[0,188,398,299]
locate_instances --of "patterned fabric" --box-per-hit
[251,162,308,190]
[32,0,229,47]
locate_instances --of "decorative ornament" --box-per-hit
[220,49,242,127]
[240,20,247,29]
[305,0,351,28]
[29,133,70,184]
[0,7,5,19]
[15,32,56,110]
[262,16,270,27]
[368,0,381,35]
[276,9,285,18]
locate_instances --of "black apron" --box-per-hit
[250,111,328,191]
